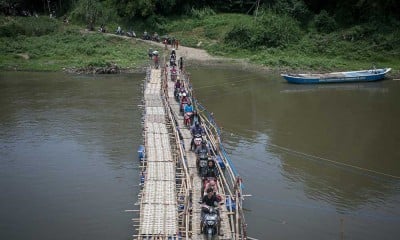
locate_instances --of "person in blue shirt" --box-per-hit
[184,102,193,114]
[184,102,194,126]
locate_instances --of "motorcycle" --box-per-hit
[201,205,219,240]
[192,133,202,150]
[142,35,151,40]
[126,30,136,38]
[171,69,177,81]
[98,26,106,33]
[197,151,209,176]
[184,111,193,127]
[180,100,188,115]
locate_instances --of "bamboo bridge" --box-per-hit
[134,54,247,239]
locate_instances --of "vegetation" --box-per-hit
[0,0,399,73]
[0,16,154,71]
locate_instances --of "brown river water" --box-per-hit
[1,69,400,240]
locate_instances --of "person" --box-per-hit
[172,37,176,48]
[99,24,106,33]
[178,57,184,71]
[204,179,218,196]
[191,111,201,128]
[190,122,205,150]
[143,30,149,40]
[163,39,168,50]
[184,102,193,114]
[116,26,122,35]
[153,32,159,42]
[203,159,219,179]
[200,188,221,235]
[174,79,181,89]
[174,80,181,100]
[180,92,189,113]
[184,102,194,126]
[153,54,159,69]
[176,39,179,49]
[201,159,219,200]
[195,140,210,156]
[171,65,177,81]
[195,140,211,174]
[148,48,153,59]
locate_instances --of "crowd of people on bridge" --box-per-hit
[170,51,223,236]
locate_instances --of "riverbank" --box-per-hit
[1,15,399,78]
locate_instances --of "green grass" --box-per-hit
[1,14,399,75]
[0,16,157,72]
[164,13,400,73]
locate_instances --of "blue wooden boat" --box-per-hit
[281,68,391,84]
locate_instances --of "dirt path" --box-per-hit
[139,39,223,62]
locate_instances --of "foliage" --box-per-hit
[70,0,102,30]
[0,15,60,37]
[0,17,154,71]
[313,10,337,33]
[270,0,312,24]
[224,11,301,49]
[189,7,216,19]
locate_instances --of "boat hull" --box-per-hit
[281,68,391,84]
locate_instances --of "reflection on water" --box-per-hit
[0,72,143,240]
[280,81,389,94]
[1,69,399,240]
[189,67,400,240]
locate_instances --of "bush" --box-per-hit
[314,10,337,33]
[224,11,301,49]
[190,7,216,19]
[272,0,311,25]
[0,16,60,37]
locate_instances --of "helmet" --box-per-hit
[209,180,216,187]
[182,93,186,97]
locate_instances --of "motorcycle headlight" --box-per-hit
[200,161,207,167]
[205,215,217,221]
[207,220,215,225]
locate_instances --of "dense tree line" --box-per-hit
[1,0,399,23]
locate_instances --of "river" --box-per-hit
[1,69,399,240]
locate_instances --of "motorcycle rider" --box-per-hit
[201,159,219,197]
[116,26,122,35]
[203,159,219,179]
[174,79,181,90]
[200,188,222,235]
[191,111,201,128]
[195,140,211,175]
[190,122,204,151]
[195,140,210,155]
[180,92,189,114]
[171,65,177,81]
[143,30,149,40]
[184,102,194,126]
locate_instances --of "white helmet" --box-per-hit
[182,93,186,97]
